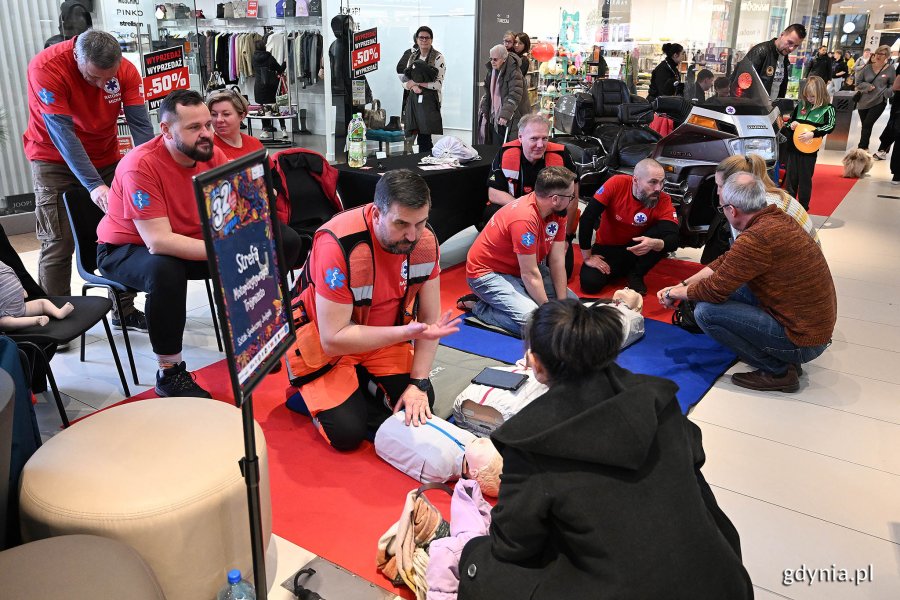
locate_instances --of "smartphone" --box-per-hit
[472,368,528,391]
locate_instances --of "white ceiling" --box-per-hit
[830,0,900,17]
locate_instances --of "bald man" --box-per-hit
[578,159,680,295]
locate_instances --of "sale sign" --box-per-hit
[247,0,258,17]
[142,46,190,110]
[351,28,380,78]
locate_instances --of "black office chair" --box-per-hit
[62,190,224,388]
[0,225,130,428]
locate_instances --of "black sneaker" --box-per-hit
[155,362,212,398]
[627,272,648,295]
[112,309,149,333]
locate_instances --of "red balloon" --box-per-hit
[532,41,556,63]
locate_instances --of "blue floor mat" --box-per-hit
[440,319,736,414]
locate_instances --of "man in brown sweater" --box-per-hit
[657,172,836,392]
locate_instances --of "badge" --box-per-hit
[401,259,409,280]
[545,222,559,237]
[104,77,121,95]
[38,88,55,105]
[131,190,150,209]
[521,232,535,248]
[325,266,346,290]
[766,66,774,76]
[633,212,648,225]
[725,105,736,115]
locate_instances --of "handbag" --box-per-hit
[364,99,387,130]
[206,71,225,92]
[671,299,703,334]
[275,74,290,107]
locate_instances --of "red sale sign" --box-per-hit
[351,28,380,77]
[142,46,189,110]
[247,0,258,17]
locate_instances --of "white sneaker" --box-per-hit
[279,130,290,140]
[891,179,900,185]
[259,131,273,140]
[874,150,888,160]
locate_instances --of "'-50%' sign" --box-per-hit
[143,46,190,110]
[351,27,380,78]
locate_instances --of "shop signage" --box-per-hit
[193,151,295,402]
[142,45,190,110]
[247,0,258,18]
[118,135,134,157]
[351,28,380,78]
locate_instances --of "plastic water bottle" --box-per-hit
[216,569,256,600]
[347,113,367,167]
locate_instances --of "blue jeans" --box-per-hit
[467,265,577,336]
[693,285,830,375]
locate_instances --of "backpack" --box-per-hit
[59,0,92,40]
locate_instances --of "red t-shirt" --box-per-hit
[23,37,145,167]
[592,175,678,246]
[466,193,566,279]
[213,133,265,161]
[97,136,229,246]
[305,205,440,327]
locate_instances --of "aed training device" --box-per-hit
[472,368,528,392]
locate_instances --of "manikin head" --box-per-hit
[464,438,503,497]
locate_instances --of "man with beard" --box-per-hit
[743,23,806,100]
[285,169,459,451]
[96,90,228,398]
[578,159,679,295]
[462,166,578,336]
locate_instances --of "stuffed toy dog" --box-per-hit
[843,148,874,179]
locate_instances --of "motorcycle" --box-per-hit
[553,62,783,256]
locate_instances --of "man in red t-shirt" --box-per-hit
[24,30,154,330]
[464,166,578,335]
[578,159,680,295]
[96,90,228,399]
[286,170,460,451]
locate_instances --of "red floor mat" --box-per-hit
[804,163,858,217]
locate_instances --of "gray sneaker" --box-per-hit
[155,362,212,398]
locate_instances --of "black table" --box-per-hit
[334,145,498,244]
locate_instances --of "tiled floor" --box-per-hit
[10,111,900,598]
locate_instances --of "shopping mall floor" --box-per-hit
[9,111,900,599]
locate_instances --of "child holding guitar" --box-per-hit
[784,75,835,210]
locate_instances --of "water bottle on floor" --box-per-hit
[217,569,256,600]
[347,113,367,167]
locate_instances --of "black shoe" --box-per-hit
[112,309,149,333]
[384,116,402,131]
[732,368,799,393]
[627,272,647,295]
[155,362,212,398]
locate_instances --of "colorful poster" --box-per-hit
[195,154,294,401]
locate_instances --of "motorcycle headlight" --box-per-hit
[727,137,776,161]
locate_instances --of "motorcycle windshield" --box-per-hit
[701,61,774,116]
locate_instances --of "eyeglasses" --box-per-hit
[553,193,576,202]
[417,35,432,40]
[876,52,889,57]
[716,203,734,214]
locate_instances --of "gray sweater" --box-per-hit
[855,62,896,109]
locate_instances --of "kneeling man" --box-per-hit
[464,166,578,336]
[578,158,679,295]
[286,169,459,451]
[659,172,836,392]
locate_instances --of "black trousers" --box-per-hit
[857,100,887,150]
[877,102,900,153]
[579,242,667,294]
[417,133,434,153]
[784,148,818,211]
[314,368,435,451]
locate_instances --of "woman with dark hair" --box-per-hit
[398,25,445,153]
[458,298,753,600]
[647,42,685,102]
[513,32,531,78]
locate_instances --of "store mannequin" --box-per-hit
[329,14,371,154]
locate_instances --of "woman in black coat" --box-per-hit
[252,39,287,139]
[458,298,753,600]
[647,42,685,102]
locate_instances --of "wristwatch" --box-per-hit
[409,378,433,392]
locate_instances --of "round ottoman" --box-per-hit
[18,397,272,600]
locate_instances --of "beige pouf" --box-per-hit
[18,397,272,600]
